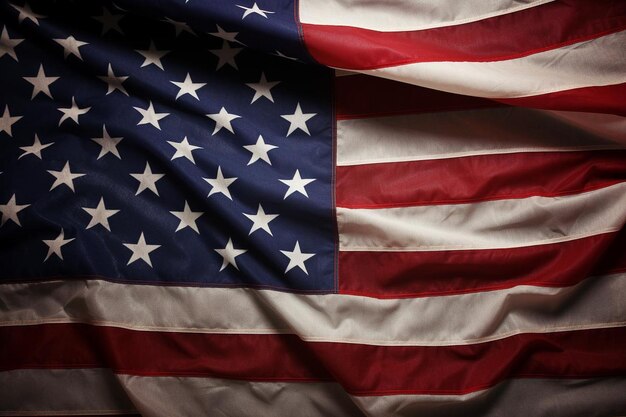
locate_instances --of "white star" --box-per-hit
[170,73,206,100]
[281,103,316,136]
[54,35,89,60]
[23,64,59,99]
[130,162,165,196]
[43,229,74,261]
[243,204,278,236]
[209,40,242,70]
[99,63,129,96]
[204,166,237,200]
[280,241,315,275]
[279,169,315,199]
[11,3,44,25]
[167,136,201,164]
[163,17,194,36]
[133,101,169,130]
[214,238,247,271]
[0,105,22,137]
[93,7,124,34]
[206,107,240,135]
[0,26,24,61]
[236,2,274,19]
[137,41,169,70]
[170,201,203,233]
[58,97,91,126]
[82,197,119,231]
[18,134,53,159]
[124,232,160,267]
[47,161,85,192]
[208,25,241,44]
[243,135,277,165]
[0,194,29,227]
[91,125,122,160]
[246,72,279,104]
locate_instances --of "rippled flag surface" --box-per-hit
[1,0,626,416]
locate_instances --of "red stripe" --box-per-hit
[498,83,626,117]
[337,151,626,208]
[2,324,626,395]
[336,75,626,118]
[0,324,330,381]
[303,0,626,69]
[338,230,626,298]
[335,74,501,119]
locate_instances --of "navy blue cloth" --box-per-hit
[0,0,335,292]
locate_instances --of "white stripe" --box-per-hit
[338,182,626,251]
[354,30,626,98]
[337,108,625,166]
[0,369,361,416]
[120,374,363,417]
[2,273,626,346]
[3,369,626,417]
[299,0,553,32]
[0,369,135,415]
[548,110,626,146]
[354,377,626,417]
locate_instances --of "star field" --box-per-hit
[0,0,334,292]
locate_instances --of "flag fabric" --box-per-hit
[1,0,626,416]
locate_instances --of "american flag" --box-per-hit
[1,0,625,415]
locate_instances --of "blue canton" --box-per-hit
[0,0,335,292]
